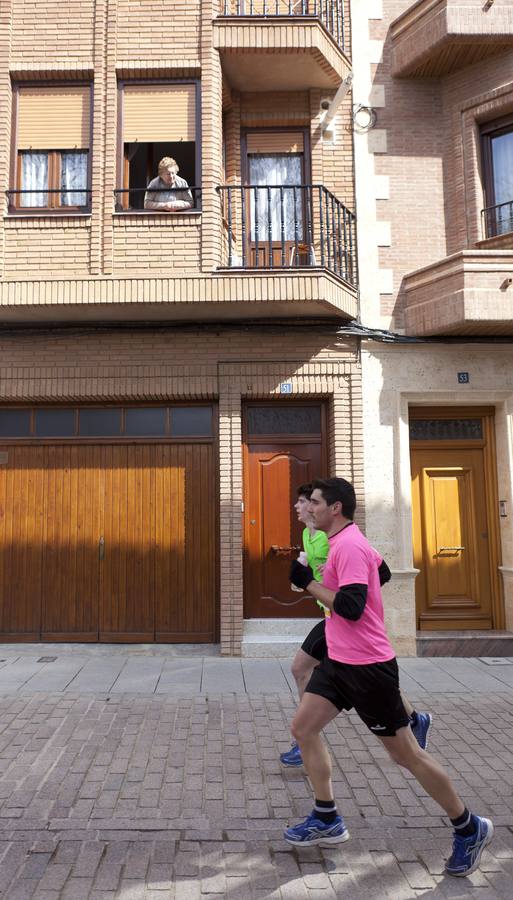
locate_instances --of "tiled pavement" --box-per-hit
[0,649,512,899]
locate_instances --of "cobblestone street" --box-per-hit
[0,651,512,899]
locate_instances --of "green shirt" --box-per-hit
[302,527,329,582]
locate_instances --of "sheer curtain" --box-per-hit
[248,154,303,241]
[20,152,48,207]
[61,152,88,207]
[492,131,513,234]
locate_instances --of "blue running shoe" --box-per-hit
[445,816,494,877]
[284,812,350,847]
[280,742,303,767]
[411,711,432,750]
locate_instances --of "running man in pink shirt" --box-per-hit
[285,477,493,878]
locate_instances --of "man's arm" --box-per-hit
[290,558,368,621]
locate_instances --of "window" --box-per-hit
[0,406,214,439]
[481,115,513,237]
[118,81,200,212]
[11,85,91,212]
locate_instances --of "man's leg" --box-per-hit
[291,691,339,799]
[280,621,326,767]
[378,725,493,876]
[379,725,463,817]
[291,648,319,699]
[283,691,350,846]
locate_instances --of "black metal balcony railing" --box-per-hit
[6,188,92,210]
[114,186,202,213]
[217,184,357,286]
[482,199,513,239]
[219,1,347,54]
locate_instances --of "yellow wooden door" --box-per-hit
[411,447,494,630]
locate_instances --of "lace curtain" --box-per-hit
[61,152,88,206]
[20,153,48,207]
[20,151,88,208]
[248,154,303,242]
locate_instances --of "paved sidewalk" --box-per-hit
[0,650,512,899]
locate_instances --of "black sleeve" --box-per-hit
[378,559,392,586]
[333,584,368,621]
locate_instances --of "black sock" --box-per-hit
[314,798,337,824]
[450,808,477,836]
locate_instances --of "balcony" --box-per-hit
[481,199,513,247]
[0,183,357,324]
[391,0,513,78]
[403,250,513,336]
[214,1,351,91]
[217,183,357,284]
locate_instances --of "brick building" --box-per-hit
[353,0,513,655]
[0,1,512,656]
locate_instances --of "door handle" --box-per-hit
[439,546,465,551]
[99,536,105,560]
[271,545,301,554]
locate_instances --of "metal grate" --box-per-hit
[37,657,57,663]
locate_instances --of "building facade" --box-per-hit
[352,0,513,654]
[0,1,512,656]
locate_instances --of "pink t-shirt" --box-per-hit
[322,522,396,665]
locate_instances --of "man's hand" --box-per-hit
[289,559,314,591]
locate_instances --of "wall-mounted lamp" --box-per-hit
[483,0,495,11]
[500,277,513,291]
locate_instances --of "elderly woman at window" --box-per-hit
[144,157,193,211]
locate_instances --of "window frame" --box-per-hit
[480,112,513,211]
[9,81,93,216]
[116,78,202,215]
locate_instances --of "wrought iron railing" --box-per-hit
[6,188,92,210]
[482,199,513,239]
[114,186,202,212]
[219,1,347,54]
[217,184,357,286]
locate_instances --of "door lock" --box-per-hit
[99,536,105,560]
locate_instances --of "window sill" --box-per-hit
[5,211,92,220]
[112,210,202,225]
[113,210,202,217]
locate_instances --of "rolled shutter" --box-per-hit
[17,86,91,150]
[123,84,196,143]
[246,132,304,154]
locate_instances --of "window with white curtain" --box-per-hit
[248,154,303,241]
[11,85,91,211]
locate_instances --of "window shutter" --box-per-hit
[17,86,91,150]
[246,132,304,154]
[123,84,196,143]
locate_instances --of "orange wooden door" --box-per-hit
[0,445,45,639]
[411,447,494,630]
[42,445,102,640]
[244,441,323,618]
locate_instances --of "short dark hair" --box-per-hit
[296,482,313,499]
[312,477,356,520]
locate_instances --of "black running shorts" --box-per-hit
[305,655,410,737]
[300,620,327,662]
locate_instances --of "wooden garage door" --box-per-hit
[0,407,217,642]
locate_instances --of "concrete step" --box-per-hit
[241,619,318,658]
[417,630,513,657]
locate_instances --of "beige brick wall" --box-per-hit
[3,219,91,275]
[11,0,95,61]
[112,217,201,273]
[3,0,355,282]
[116,0,201,61]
